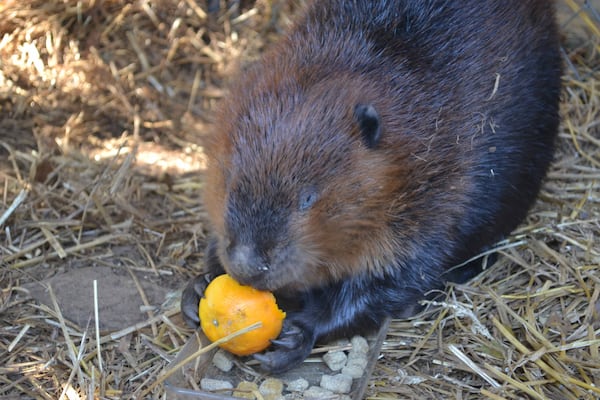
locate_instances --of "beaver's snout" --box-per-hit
[225,243,271,289]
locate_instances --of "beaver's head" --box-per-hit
[203,74,416,292]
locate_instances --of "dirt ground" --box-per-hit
[1,0,599,399]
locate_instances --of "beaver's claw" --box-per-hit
[253,319,316,373]
[181,274,215,328]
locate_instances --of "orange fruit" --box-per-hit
[199,274,286,356]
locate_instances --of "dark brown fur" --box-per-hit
[183,0,562,372]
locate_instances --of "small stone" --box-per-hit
[323,350,347,371]
[212,349,234,372]
[341,363,364,378]
[304,386,335,400]
[319,374,353,394]
[285,378,309,392]
[259,378,284,397]
[200,378,233,392]
[233,381,258,399]
[350,335,369,354]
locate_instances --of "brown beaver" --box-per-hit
[182,0,562,372]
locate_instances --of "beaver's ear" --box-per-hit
[354,104,381,148]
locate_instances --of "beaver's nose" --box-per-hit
[225,243,270,285]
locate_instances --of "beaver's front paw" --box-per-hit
[253,319,316,373]
[181,274,214,328]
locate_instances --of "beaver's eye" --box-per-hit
[299,188,318,211]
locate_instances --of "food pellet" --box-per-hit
[200,378,233,392]
[259,378,284,397]
[341,364,364,379]
[350,335,369,354]
[323,350,347,371]
[285,378,309,392]
[304,385,335,400]
[319,373,353,394]
[233,381,258,399]
[212,349,234,372]
[346,352,368,369]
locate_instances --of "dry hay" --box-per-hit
[0,0,598,399]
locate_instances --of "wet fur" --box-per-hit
[182,0,562,372]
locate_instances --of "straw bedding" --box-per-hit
[1,0,598,398]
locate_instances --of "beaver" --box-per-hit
[182,0,562,372]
